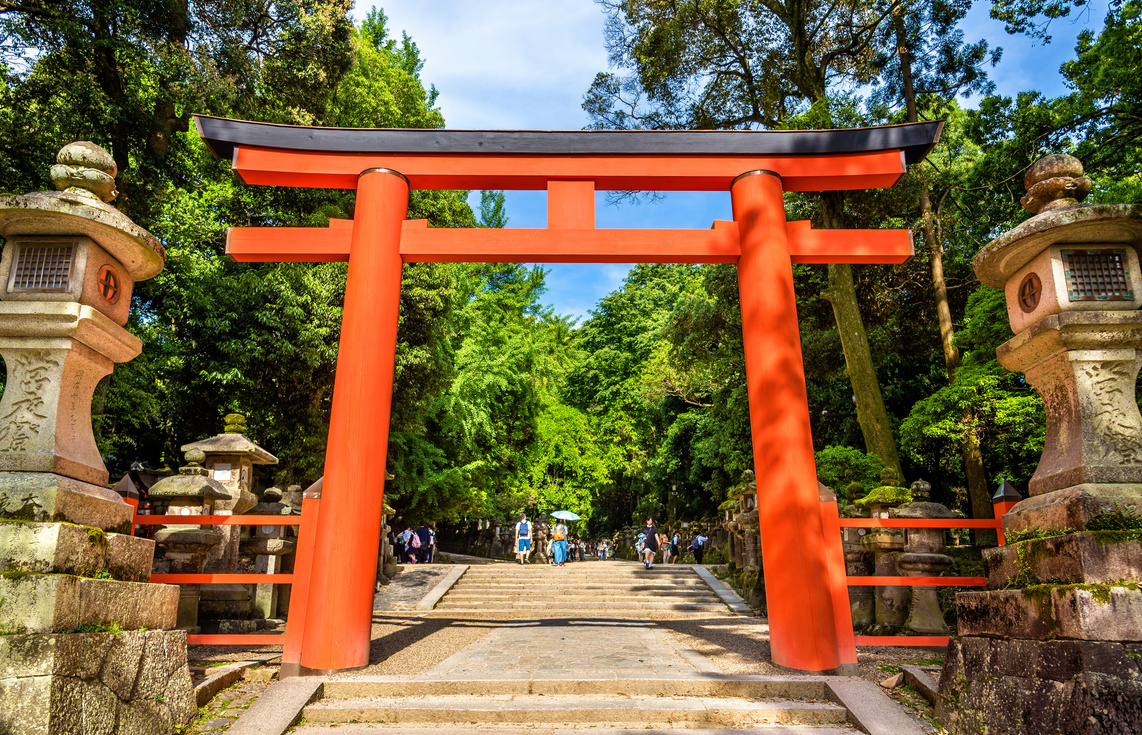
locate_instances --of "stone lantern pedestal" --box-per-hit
[0,143,193,734]
[242,487,295,620]
[894,481,957,636]
[937,155,1142,734]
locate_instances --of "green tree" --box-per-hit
[585,0,905,477]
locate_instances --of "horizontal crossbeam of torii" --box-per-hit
[195,114,942,677]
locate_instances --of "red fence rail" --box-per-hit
[820,497,1017,662]
[133,496,321,668]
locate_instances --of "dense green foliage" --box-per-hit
[0,1,1138,532]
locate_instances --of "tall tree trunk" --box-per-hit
[893,11,994,542]
[820,192,903,478]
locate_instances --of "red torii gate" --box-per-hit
[195,115,941,675]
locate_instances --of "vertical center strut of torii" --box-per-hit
[195,115,942,675]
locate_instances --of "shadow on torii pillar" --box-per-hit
[194,115,942,675]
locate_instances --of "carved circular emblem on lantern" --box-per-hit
[97,264,121,304]
[1018,272,1042,313]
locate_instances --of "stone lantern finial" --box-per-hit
[223,413,247,434]
[49,141,119,203]
[180,449,208,476]
[1020,153,1092,214]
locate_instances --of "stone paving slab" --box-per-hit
[423,618,721,680]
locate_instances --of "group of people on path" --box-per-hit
[512,512,708,569]
[393,523,436,564]
[637,516,708,569]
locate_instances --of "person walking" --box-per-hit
[641,517,659,570]
[690,531,708,565]
[670,530,681,564]
[426,524,437,563]
[552,520,568,566]
[514,513,532,565]
[416,523,430,564]
[399,526,415,563]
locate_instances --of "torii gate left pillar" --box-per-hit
[296,168,408,673]
[195,114,942,675]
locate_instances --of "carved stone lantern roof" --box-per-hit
[974,155,1142,288]
[181,414,278,465]
[148,450,230,500]
[0,142,165,280]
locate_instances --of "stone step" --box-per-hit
[303,695,849,727]
[434,601,730,611]
[450,588,713,597]
[293,726,860,734]
[457,573,705,580]
[443,593,722,602]
[322,676,833,700]
[456,576,707,583]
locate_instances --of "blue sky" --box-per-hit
[366,0,1106,321]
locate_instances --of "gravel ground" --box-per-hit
[659,615,946,680]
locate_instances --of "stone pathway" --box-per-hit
[423,617,720,680]
[374,564,454,611]
[188,678,272,734]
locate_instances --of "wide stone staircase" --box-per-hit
[299,677,865,733]
[434,561,736,614]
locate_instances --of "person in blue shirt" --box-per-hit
[514,513,532,565]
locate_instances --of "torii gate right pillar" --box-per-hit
[732,170,845,673]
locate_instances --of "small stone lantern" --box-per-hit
[242,486,295,620]
[181,413,278,574]
[149,449,230,633]
[857,468,913,633]
[893,479,956,636]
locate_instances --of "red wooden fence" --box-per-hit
[819,497,1017,660]
[133,495,321,672]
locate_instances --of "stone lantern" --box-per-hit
[856,468,912,634]
[0,143,194,733]
[149,449,230,633]
[0,142,164,528]
[892,479,956,636]
[181,413,277,574]
[180,413,277,625]
[937,155,1142,734]
[977,155,1142,497]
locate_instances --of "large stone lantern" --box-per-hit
[976,155,1142,500]
[937,155,1142,735]
[0,142,164,529]
[0,143,193,733]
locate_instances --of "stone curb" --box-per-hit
[226,676,323,735]
[193,653,282,707]
[691,564,753,614]
[825,678,926,735]
[899,664,940,705]
[415,564,469,611]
